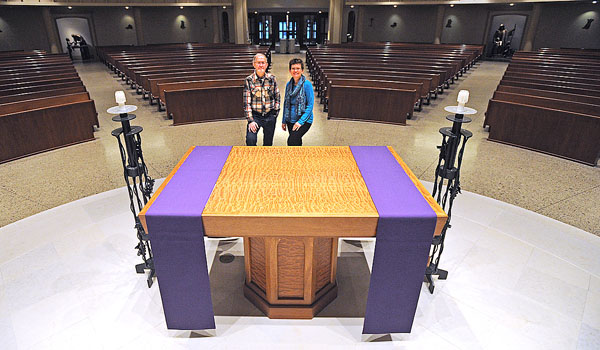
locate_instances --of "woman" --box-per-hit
[282,58,314,146]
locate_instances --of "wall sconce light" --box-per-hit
[390,22,397,28]
[583,18,594,29]
[446,19,452,28]
[180,20,186,29]
[125,24,133,30]
[369,18,374,27]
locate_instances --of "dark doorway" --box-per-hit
[248,12,328,48]
[222,12,230,43]
[347,11,355,42]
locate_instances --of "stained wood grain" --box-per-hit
[203,146,379,237]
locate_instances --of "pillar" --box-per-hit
[212,7,221,43]
[522,3,542,51]
[356,6,364,42]
[433,5,446,44]
[233,0,249,44]
[42,7,60,53]
[134,7,145,46]
[328,0,344,44]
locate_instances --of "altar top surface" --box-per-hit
[140,146,446,238]
[203,146,378,218]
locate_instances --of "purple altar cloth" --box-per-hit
[145,146,232,330]
[350,146,437,334]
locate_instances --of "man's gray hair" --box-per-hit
[253,53,268,64]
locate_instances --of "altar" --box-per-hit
[139,146,446,334]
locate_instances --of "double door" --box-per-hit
[249,13,327,47]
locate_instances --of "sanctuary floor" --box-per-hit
[0,54,598,236]
[0,180,599,349]
[0,52,599,348]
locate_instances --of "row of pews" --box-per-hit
[306,42,484,125]
[0,51,98,163]
[97,43,269,125]
[484,48,600,166]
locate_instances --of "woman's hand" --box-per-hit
[282,124,287,131]
[292,122,301,131]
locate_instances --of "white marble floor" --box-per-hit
[1,179,599,349]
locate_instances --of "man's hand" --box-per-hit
[281,124,287,131]
[292,122,301,131]
[248,121,258,133]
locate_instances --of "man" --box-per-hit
[244,53,280,146]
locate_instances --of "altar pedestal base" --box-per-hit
[243,236,339,319]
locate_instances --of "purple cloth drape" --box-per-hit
[145,146,232,330]
[350,146,437,334]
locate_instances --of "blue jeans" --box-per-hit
[246,112,277,146]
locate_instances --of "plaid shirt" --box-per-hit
[243,72,281,121]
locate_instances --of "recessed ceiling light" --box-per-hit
[393,5,397,8]
[287,11,290,14]
[593,1,598,4]
[125,6,129,10]
[223,6,226,9]
[68,6,72,9]
[179,6,184,9]
[450,4,454,7]
[318,10,322,14]
[254,11,257,14]
[509,3,515,6]
[350,5,354,8]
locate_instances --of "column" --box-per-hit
[522,3,542,51]
[42,7,60,53]
[233,0,249,44]
[356,6,364,42]
[328,0,344,44]
[134,8,145,46]
[433,5,445,44]
[212,7,221,43]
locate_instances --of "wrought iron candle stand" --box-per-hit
[425,90,476,294]
[108,91,156,288]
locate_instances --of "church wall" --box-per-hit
[92,7,138,46]
[140,7,215,45]
[534,2,600,49]
[357,5,437,43]
[0,7,49,52]
[440,5,489,45]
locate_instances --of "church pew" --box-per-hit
[0,86,87,105]
[322,78,423,117]
[314,61,449,91]
[495,85,600,105]
[322,72,431,107]
[485,99,600,166]
[154,74,249,107]
[317,67,440,98]
[505,67,600,81]
[328,85,417,125]
[0,100,98,163]
[132,64,250,92]
[141,68,251,103]
[0,71,79,85]
[499,80,600,98]
[484,91,600,128]
[0,76,82,91]
[501,77,600,93]
[503,72,600,87]
[163,82,244,125]
[0,81,85,97]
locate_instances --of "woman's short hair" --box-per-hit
[289,58,304,70]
